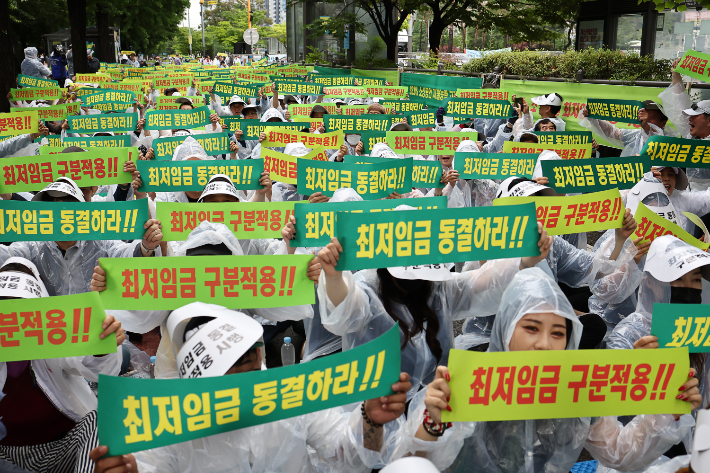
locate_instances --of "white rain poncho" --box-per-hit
[438,140,498,209]
[271,143,311,202]
[532,149,562,179]
[473,118,506,141]
[317,255,523,399]
[20,47,50,78]
[391,268,694,473]
[250,109,287,159]
[668,185,710,234]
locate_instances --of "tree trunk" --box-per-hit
[482,29,486,49]
[95,4,112,63]
[462,26,466,51]
[474,26,479,49]
[448,24,453,52]
[67,0,89,74]
[0,0,16,113]
[428,18,446,54]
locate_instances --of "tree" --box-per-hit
[266,22,287,46]
[1,0,16,113]
[113,0,189,53]
[67,0,89,74]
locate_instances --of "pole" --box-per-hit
[188,8,192,55]
[200,0,206,57]
[248,0,251,29]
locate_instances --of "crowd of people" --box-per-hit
[1,47,710,473]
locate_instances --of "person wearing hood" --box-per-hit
[87,50,99,74]
[21,47,51,79]
[646,166,710,234]
[250,108,289,159]
[315,212,555,399]
[391,268,697,473]
[230,104,261,160]
[90,301,413,473]
[0,258,125,472]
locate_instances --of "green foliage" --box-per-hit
[353,36,397,68]
[204,3,273,50]
[305,46,325,63]
[461,48,673,82]
[644,0,710,12]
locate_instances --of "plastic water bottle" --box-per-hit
[281,337,295,366]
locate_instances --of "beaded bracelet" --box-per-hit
[361,402,383,428]
[422,408,452,437]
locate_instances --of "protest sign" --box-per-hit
[0,148,133,193]
[348,156,443,188]
[339,105,369,116]
[288,103,338,116]
[586,99,643,124]
[155,96,206,110]
[0,111,38,137]
[82,90,135,107]
[68,113,138,133]
[158,202,299,241]
[63,135,132,148]
[74,73,111,84]
[98,324,400,455]
[197,81,216,95]
[352,75,388,86]
[11,105,67,121]
[152,77,192,89]
[494,188,624,236]
[145,107,213,130]
[274,81,323,96]
[17,74,58,88]
[640,135,710,167]
[261,147,329,185]
[152,133,231,160]
[297,158,412,199]
[137,159,264,192]
[456,89,511,100]
[542,156,650,193]
[237,71,271,82]
[442,347,690,422]
[323,86,368,97]
[652,303,710,353]
[381,101,426,113]
[443,98,514,119]
[310,75,355,86]
[292,196,447,247]
[633,203,709,251]
[386,131,474,155]
[674,49,710,83]
[324,115,399,133]
[535,131,593,145]
[0,199,148,242]
[365,86,408,99]
[401,73,482,108]
[212,82,260,98]
[360,132,388,154]
[335,204,540,271]
[502,141,593,160]
[0,292,117,362]
[10,87,65,101]
[219,118,311,140]
[98,254,315,310]
[404,109,437,128]
[458,153,537,180]
[262,129,343,149]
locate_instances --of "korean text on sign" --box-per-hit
[502,141,592,160]
[652,303,710,353]
[0,111,38,137]
[137,160,264,192]
[633,203,709,251]
[458,153,537,180]
[386,132,469,155]
[144,107,212,130]
[541,156,650,193]
[262,129,343,150]
[443,98,513,119]
[68,113,138,133]
[586,99,644,124]
[674,49,710,84]
[640,135,710,169]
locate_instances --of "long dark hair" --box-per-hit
[691,353,706,385]
[376,268,443,362]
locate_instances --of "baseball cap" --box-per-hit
[656,166,689,191]
[683,100,710,116]
[228,95,245,106]
[644,235,710,282]
[198,174,240,203]
[531,93,563,107]
[641,100,668,121]
[495,176,557,199]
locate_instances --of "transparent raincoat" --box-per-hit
[577,110,675,157]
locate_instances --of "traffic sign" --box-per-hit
[244,28,260,45]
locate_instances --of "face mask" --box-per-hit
[395,278,426,294]
[670,286,702,304]
[346,134,361,146]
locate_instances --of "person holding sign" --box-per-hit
[395,267,698,473]
[513,93,566,138]
[0,257,126,472]
[647,165,710,235]
[250,108,290,160]
[0,121,48,159]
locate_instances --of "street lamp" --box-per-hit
[200,0,206,57]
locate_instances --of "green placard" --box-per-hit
[401,73,482,108]
[457,152,537,180]
[412,160,444,188]
[586,99,643,124]
[633,202,709,251]
[0,148,134,193]
[63,135,132,148]
[386,131,476,155]
[158,201,299,241]
[292,196,446,247]
[98,254,315,310]
[152,133,231,160]
[288,103,338,117]
[323,86,368,98]
[381,100,426,113]
[640,135,710,168]
[274,80,323,96]
[310,75,355,86]
[68,113,138,133]
[212,82,260,99]
[535,131,592,145]
[97,324,400,455]
[494,189,625,236]
[674,49,710,83]
[10,87,65,101]
[17,74,58,88]
[137,159,264,192]
[336,204,540,271]
[262,129,343,150]
[360,131,388,154]
[237,71,271,82]
[541,156,650,193]
[155,96,207,110]
[297,158,413,199]
[353,75,388,86]
[404,109,437,128]
[0,292,117,362]
[220,119,311,140]
[442,348,690,422]
[82,90,135,107]
[11,106,67,121]
[652,303,710,352]
[444,98,514,119]
[0,199,149,242]
[0,111,38,137]
[144,107,212,130]
[324,115,396,133]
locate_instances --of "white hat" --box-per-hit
[531,93,563,107]
[656,166,689,191]
[0,257,49,299]
[198,174,240,202]
[682,100,710,116]
[495,176,556,199]
[627,175,679,225]
[388,264,455,281]
[389,122,414,132]
[691,409,710,473]
[167,302,263,378]
[32,177,85,203]
[371,142,399,159]
[644,235,710,282]
[228,95,245,106]
[533,150,561,179]
[380,458,439,473]
[284,142,311,157]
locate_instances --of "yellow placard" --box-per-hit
[0,111,38,136]
[503,141,593,160]
[634,203,710,251]
[260,146,329,184]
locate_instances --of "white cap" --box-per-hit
[371,142,399,159]
[682,100,710,116]
[284,143,311,157]
[32,177,85,203]
[389,122,413,132]
[0,257,49,299]
[627,176,679,225]
[645,235,710,282]
[531,93,563,107]
[380,458,440,473]
[388,264,455,281]
[656,166,689,190]
[228,95,245,106]
[495,176,556,199]
[198,174,240,202]
[692,409,710,473]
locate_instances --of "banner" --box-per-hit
[633,202,709,251]
[535,131,593,145]
[336,204,540,271]
[456,89,511,101]
[542,156,650,193]
[98,254,314,310]
[297,158,412,199]
[502,141,593,160]
[237,71,271,82]
[63,135,132,148]
[0,111,38,137]
[458,153,537,180]
[152,133,231,160]
[0,199,148,242]
[262,129,343,150]
[261,147,329,185]
[17,74,58,88]
[640,135,710,167]
[444,98,514,119]
[401,73,482,108]
[82,90,135,107]
[324,115,398,133]
[386,131,473,155]
[11,105,67,121]
[97,324,401,455]
[586,99,643,124]
[311,75,355,86]
[10,87,65,101]
[137,159,264,192]
[274,81,323,96]
[0,148,133,193]
[674,49,710,83]
[158,202,298,241]
[360,131,387,154]
[145,107,212,130]
[220,119,310,140]
[197,81,217,95]
[494,188,624,236]
[68,113,138,133]
[288,117,325,131]
[381,101,426,113]
[441,348,690,422]
[0,292,117,362]
[288,103,338,116]
[323,86,368,98]
[292,196,447,247]
[365,86,408,99]
[212,82,260,99]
